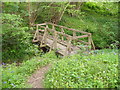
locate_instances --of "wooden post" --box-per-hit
[61,28,65,41]
[73,31,76,44]
[65,36,72,56]
[88,33,92,50]
[52,25,55,30]
[40,26,48,47]
[51,25,57,50]
[51,31,57,50]
[54,31,57,49]
[36,24,38,31]
[33,25,39,42]
[90,36,95,50]
[44,25,49,44]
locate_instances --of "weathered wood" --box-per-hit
[50,25,57,50]
[37,23,47,26]
[73,31,76,44]
[47,22,90,35]
[61,28,65,41]
[90,36,95,50]
[32,22,95,56]
[73,35,88,39]
[40,27,48,47]
[88,34,92,50]
[51,30,57,49]
[46,27,71,37]
[38,29,45,32]
[32,25,39,42]
[65,36,72,56]
[77,40,89,45]
[32,23,47,26]
[73,31,76,37]
[39,25,46,29]
[52,25,55,30]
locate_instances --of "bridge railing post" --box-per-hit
[51,25,58,50]
[65,36,72,56]
[33,25,39,42]
[88,33,91,50]
[73,31,76,44]
[61,28,65,41]
[89,34,95,50]
[88,33,96,50]
[40,25,48,47]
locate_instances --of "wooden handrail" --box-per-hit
[39,25,72,38]
[33,22,95,55]
[73,35,88,40]
[46,22,90,35]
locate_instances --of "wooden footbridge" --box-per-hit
[32,22,95,56]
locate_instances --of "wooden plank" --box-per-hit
[73,35,88,39]
[57,32,72,38]
[77,40,89,45]
[38,29,45,32]
[32,23,47,26]
[61,28,65,41]
[47,22,90,35]
[46,28,72,37]
[37,24,89,38]
[37,23,47,26]
[33,22,95,56]
[46,38,66,50]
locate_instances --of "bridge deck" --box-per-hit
[38,35,80,55]
[32,22,95,56]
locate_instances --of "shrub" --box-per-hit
[44,49,118,88]
[2,13,38,63]
[60,14,118,49]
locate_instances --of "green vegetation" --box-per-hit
[2,52,57,88]
[44,49,118,88]
[2,13,39,63]
[1,2,119,89]
[60,14,118,49]
[2,49,118,88]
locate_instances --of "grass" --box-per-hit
[1,49,118,88]
[44,49,118,88]
[2,51,57,88]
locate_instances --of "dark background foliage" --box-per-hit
[2,2,119,63]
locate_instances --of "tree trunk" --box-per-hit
[75,2,83,10]
[28,0,31,27]
[51,2,70,24]
[57,2,70,23]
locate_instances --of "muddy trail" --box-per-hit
[28,64,51,88]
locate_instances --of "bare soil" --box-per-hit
[28,64,51,88]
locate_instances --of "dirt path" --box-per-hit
[28,64,51,88]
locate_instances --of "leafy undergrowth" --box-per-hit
[2,51,57,88]
[44,49,118,88]
[60,14,118,49]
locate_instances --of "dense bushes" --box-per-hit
[60,2,118,49]
[2,14,38,63]
[82,2,118,17]
[44,49,118,88]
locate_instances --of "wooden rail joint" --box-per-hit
[32,22,95,55]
